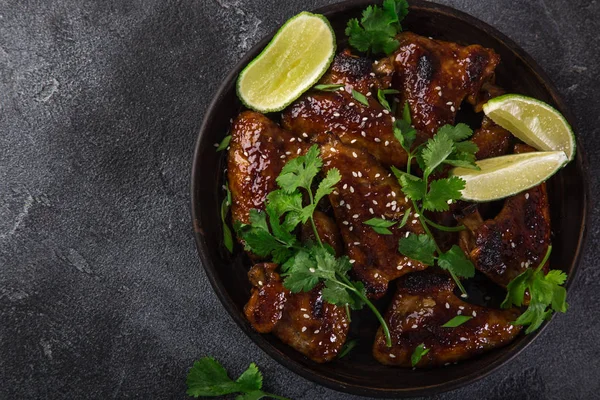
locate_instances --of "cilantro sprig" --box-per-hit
[392,103,478,295]
[501,246,568,334]
[236,145,392,347]
[345,0,409,56]
[186,357,290,399]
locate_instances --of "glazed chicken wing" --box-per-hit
[319,135,427,298]
[228,111,308,226]
[282,51,409,168]
[244,263,350,363]
[457,144,551,287]
[373,272,522,367]
[388,32,500,137]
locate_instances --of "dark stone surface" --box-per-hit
[1,0,599,398]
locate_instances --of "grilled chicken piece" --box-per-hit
[228,111,308,226]
[244,263,350,363]
[373,272,522,367]
[471,117,513,160]
[457,144,551,287]
[282,51,409,168]
[319,135,427,298]
[387,32,500,137]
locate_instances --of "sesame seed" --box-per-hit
[414,213,420,218]
[352,214,359,219]
[349,259,356,264]
[405,232,410,238]
[213,143,219,147]
[412,219,418,224]
[411,324,418,329]
[366,92,372,96]
[346,204,351,210]
[374,273,379,278]
[451,106,455,112]
[435,86,441,90]
[301,308,307,311]
[369,208,374,214]
[377,112,383,118]
[374,138,381,143]
[330,147,337,152]
[362,117,368,121]
[385,141,389,146]
[472,311,477,317]
[383,109,390,114]
[447,199,453,204]
[438,91,442,96]
[361,131,366,137]
[461,294,468,298]
[343,184,348,189]
[352,152,358,158]
[369,72,376,77]
[351,139,357,143]
[309,268,315,273]
[297,148,301,154]
[445,302,450,309]
[372,200,378,205]
[349,102,355,106]
[349,226,353,231]
[350,186,355,193]
[280,155,286,159]
[303,314,310,319]
[340,200,345,206]
[290,137,295,142]
[389,353,396,358]
[302,132,309,138]
[342,221,349,225]
[258,280,263,286]
[352,171,357,177]
[446,101,453,106]
[511,242,516,248]
[357,172,362,177]
[314,329,320,334]
[285,151,291,155]
[375,173,380,178]
[333,112,340,117]
[459,306,464,310]
[525,193,530,199]
[457,310,462,315]
[460,337,467,341]
[391,191,396,196]
[353,242,360,245]
[302,326,307,332]
[397,265,403,270]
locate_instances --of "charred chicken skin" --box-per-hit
[457,144,551,287]
[244,263,350,363]
[387,32,500,137]
[373,272,522,367]
[319,135,427,298]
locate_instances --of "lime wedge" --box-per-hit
[483,94,576,161]
[236,12,336,113]
[451,151,568,202]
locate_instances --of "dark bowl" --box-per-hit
[191,0,589,396]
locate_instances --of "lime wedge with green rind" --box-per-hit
[483,94,576,161]
[236,12,336,113]
[451,151,568,202]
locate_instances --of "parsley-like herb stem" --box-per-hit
[535,245,552,273]
[421,215,466,232]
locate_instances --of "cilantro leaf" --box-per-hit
[276,145,321,194]
[345,0,409,55]
[501,246,569,334]
[352,89,370,106]
[442,315,473,328]
[399,174,426,201]
[186,358,290,399]
[314,168,341,205]
[221,183,234,253]
[314,83,344,91]
[437,245,475,278]
[437,123,473,142]
[421,131,454,175]
[216,135,232,152]
[402,101,411,124]
[411,343,430,367]
[363,218,396,235]
[398,234,436,265]
[398,207,412,229]
[422,177,466,212]
[393,119,417,151]
[237,210,295,263]
[377,88,399,111]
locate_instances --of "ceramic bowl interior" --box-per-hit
[191,0,588,396]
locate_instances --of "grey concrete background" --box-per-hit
[1,0,599,398]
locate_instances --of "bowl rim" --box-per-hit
[190,0,590,396]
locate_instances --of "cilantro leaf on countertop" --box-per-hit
[411,343,430,367]
[345,0,410,56]
[501,246,568,334]
[186,357,291,399]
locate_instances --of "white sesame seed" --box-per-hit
[397,265,403,270]
[446,101,453,106]
[377,112,383,118]
[309,268,316,273]
[362,117,368,121]
[290,137,296,142]
[525,193,530,199]
[342,221,349,225]
[330,147,337,152]
[303,314,310,319]
[352,171,357,177]
[383,109,390,114]
[297,148,301,154]
[349,226,353,231]
[302,326,307,332]
[285,151,291,155]
[350,186,355,193]
[357,172,362,177]
[349,259,356,264]
[438,91,442,96]
[414,213,420,218]
[369,72,376,77]
[301,308,307,311]
[333,112,340,117]
[445,302,450,309]
[461,294,468,298]
[351,139,357,143]
[385,141,390,146]
[372,200,378,205]
[314,329,320,334]
[391,191,396,196]
[353,242,360,245]
[369,208,374,214]
[258,280,263,286]
[361,131,366,137]
[280,155,286,159]
[349,102,355,106]
[374,273,379,278]
[472,311,477,317]
[389,353,396,358]
[346,204,351,210]
[451,106,456,112]
[374,137,381,142]
[343,184,348,189]
[405,232,410,238]
[511,242,516,248]
[460,337,467,341]
[340,200,345,206]
[447,199,453,204]
[459,306,464,310]
[412,219,418,224]
[352,152,358,158]
[375,173,380,178]
[302,132,308,138]
[213,143,219,147]
[366,92,372,96]
[352,214,359,219]
[435,86,441,90]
